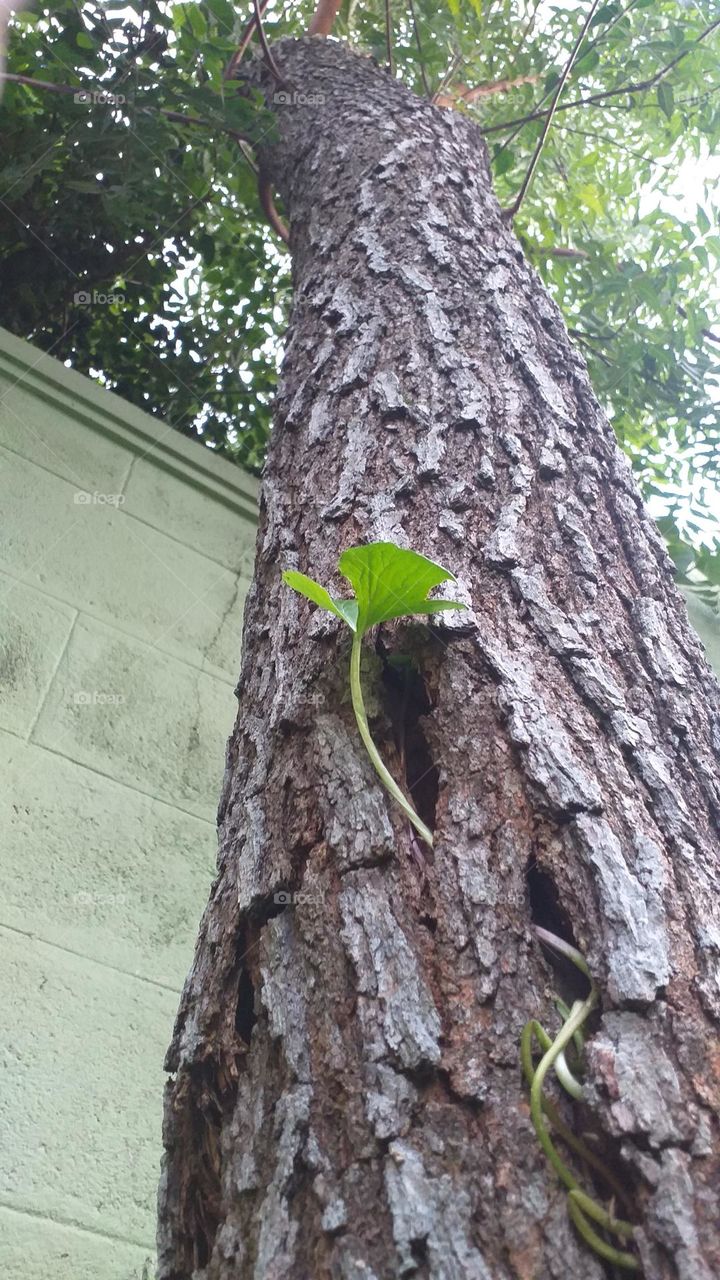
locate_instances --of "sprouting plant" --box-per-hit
[283,541,465,847]
[523,926,640,1272]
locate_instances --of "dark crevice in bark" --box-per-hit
[525,861,646,1246]
[377,630,443,835]
[406,722,440,836]
[234,966,257,1046]
[526,857,577,950]
[167,1057,235,1279]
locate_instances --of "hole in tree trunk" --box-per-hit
[526,858,576,944]
[235,965,256,1045]
[525,857,642,1241]
[379,646,439,834]
[526,858,588,1004]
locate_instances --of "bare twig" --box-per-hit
[544,246,590,259]
[482,14,720,138]
[223,0,270,81]
[558,121,673,169]
[385,0,394,76]
[431,50,463,107]
[407,0,431,98]
[503,0,604,221]
[252,0,286,84]
[2,71,79,94]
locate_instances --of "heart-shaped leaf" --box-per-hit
[338,542,465,633]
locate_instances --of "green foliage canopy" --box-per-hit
[1,1,718,587]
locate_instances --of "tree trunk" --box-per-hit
[157,37,720,1280]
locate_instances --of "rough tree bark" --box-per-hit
[158,38,720,1280]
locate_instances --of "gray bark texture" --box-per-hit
[157,37,720,1280]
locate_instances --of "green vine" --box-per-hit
[524,925,640,1272]
[285,544,643,1268]
[283,541,466,847]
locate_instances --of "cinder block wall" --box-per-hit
[0,328,258,1280]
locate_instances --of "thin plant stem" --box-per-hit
[530,994,598,1187]
[408,0,432,98]
[523,933,640,1270]
[252,0,287,85]
[504,0,603,219]
[521,1021,632,1214]
[349,634,433,847]
[385,0,394,77]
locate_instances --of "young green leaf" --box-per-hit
[282,570,359,631]
[337,542,465,633]
[283,542,464,848]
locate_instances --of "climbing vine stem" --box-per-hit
[349,630,433,847]
[283,542,465,848]
[523,925,640,1271]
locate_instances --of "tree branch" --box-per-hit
[435,73,539,108]
[0,72,252,142]
[223,0,270,81]
[258,174,289,244]
[503,0,603,221]
[543,246,590,260]
[481,14,720,138]
[2,71,77,95]
[308,0,342,37]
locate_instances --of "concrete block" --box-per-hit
[32,615,237,820]
[0,729,215,989]
[123,455,258,574]
[0,1206,152,1280]
[0,374,133,493]
[0,572,76,738]
[0,927,175,1244]
[0,447,248,678]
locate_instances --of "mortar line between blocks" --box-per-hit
[0,1199,154,1253]
[26,609,80,744]
[0,922,184,994]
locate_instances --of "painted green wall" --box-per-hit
[0,327,258,1279]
